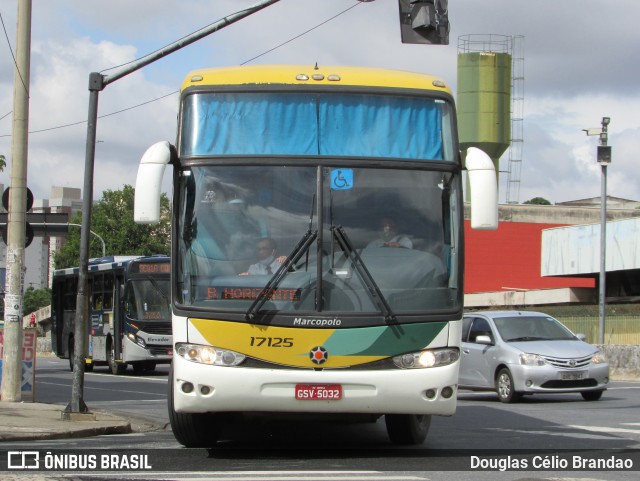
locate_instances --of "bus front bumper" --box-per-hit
[171,354,458,416]
[123,336,173,363]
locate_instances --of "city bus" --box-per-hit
[51,255,172,375]
[134,64,498,446]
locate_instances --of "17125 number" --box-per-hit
[249,337,294,347]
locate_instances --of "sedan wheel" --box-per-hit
[496,368,522,403]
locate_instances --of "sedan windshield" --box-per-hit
[176,164,460,320]
[494,316,577,342]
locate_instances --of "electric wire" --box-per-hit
[0,10,29,96]
[240,2,362,65]
[0,1,363,137]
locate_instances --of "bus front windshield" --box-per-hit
[177,165,461,320]
[125,279,171,321]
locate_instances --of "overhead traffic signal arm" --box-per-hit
[0,212,70,247]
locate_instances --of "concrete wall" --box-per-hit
[597,344,640,381]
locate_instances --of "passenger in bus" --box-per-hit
[367,217,413,249]
[239,237,287,275]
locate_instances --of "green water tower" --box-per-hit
[457,35,512,185]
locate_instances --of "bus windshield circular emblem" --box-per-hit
[309,346,328,365]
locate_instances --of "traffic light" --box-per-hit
[0,187,69,247]
[398,0,450,45]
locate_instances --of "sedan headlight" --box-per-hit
[176,342,245,366]
[592,351,607,364]
[519,353,546,366]
[393,348,459,369]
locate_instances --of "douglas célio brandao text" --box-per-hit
[470,454,634,471]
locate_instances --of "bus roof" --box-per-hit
[52,255,169,277]
[181,64,452,95]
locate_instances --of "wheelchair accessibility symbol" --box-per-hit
[331,169,353,190]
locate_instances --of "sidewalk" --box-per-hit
[0,401,158,442]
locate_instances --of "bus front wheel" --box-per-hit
[168,365,222,448]
[385,414,431,445]
[108,339,127,375]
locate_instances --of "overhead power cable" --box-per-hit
[0,10,29,96]
[0,1,363,137]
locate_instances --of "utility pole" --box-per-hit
[597,117,611,345]
[1,0,32,403]
[582,117,611,345]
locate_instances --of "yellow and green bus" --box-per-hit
[134,64,498,447]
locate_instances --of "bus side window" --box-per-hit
[103,274,114,309]
[93,293,103,310]
[64,278,77,310]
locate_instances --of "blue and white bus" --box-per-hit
[51,255,172,375]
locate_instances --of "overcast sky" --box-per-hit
[1,0,638,205]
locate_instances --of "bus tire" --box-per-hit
[168,365,221,448]
[143,361,157,372]
[132,362,156,374]
[385,414,431,445]
[108,339,127,375]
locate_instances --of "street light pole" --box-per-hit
[583,117,611,345]
[67,223,106,258]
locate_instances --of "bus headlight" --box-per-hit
[127,332,146,348]
[392,348,459,369]
[176,343,246,366]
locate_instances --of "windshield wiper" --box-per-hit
[245,229,318,322]
[332,225,397,324]
[146,276,169,302]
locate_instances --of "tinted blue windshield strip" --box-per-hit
[320,94,443,159]
[181,93,444,160]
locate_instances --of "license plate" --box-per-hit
[295,384,342,401]
[560,370,587,380]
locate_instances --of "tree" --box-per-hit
[23,286,52,315]
[54,185,170,269]
[523,197,551,205]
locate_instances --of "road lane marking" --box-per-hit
[37,381,166,396]
[569,424,640,435]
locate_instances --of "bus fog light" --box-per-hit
[182,382,194,394]
[425,389,436,399]
[441,386,454,398]
[200,385,212,395]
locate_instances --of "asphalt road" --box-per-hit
[13,356,640,481]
